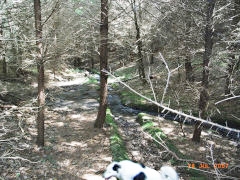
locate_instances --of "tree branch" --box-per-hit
[103,70,240,137]
[0,155,39,163]
[42,0,60,26]
[215,95,240,105]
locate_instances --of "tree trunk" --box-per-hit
[225,55,234,96]
[2,56,7,75]
[184,19,194,82]
[185,56,194,82]
[90,26,95,70]
[34,0,45,147]
[94,0,108,128]
[192,0,215,142]
[0,12,7,76]
[132,0,145,80]
[150,43,154,64]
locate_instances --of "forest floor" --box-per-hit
[0,70,239,179]
[0,71,112,180]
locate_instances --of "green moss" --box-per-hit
[110,82,119,89]
[137,113,154,125]
[105,108,129,161]
[137,113,185,160]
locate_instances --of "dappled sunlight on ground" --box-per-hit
[0,71,112,179]
[44,104,112,179]
[156,116,239,169]
[39,73,114,179]
[2,69,239,179]
[47,71,89,88]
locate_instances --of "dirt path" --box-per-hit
[42,73,112,179]
[0,72,112,179]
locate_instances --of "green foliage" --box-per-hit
[137,113,184,160]
[143,122,168,142]
[69,68,84,73]
[120,90,146,105]
[87,76,98,84]
[105,108,129,161]
[137,113,207,179]
[142,121,154,130]
[112,83,119,89]
[114,65,136,80]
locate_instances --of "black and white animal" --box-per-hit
[103,160,179,180]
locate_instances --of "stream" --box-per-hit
[107,88,240,142]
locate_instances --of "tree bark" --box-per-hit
[192,0,215,142]
[132,0,145,80]
[2,56,7,75]
[34,0,45,147]
[185,56,194,82]
[90,25,95,70]
[184,19,194,82]
[94,0,108,128]
[0,10,7,76]
[225,55,234,96]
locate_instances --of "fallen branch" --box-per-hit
[157,52,182,104]
[207,143,221,180]
[103,70,240,137]
[141,123,206,164]
[177,165,238,180]
[0,156,39,163]
[147,67,157,102]
[215,95,240,105]
[0,105,18,109]
[142,126,238,180]
[0,150,38,163]
[158,52,171,105]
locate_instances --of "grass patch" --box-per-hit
[105,108,129,161]
[137,113,184,161]
[86,76,98,84]
[120,90,148,105]
[114,65,136,81]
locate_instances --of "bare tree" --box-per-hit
[0,1,7,76]
[131,0,145,80]
[192,0,216,142]
[34,0,45,147]
[184,20,195,82]
[94,0,109,128]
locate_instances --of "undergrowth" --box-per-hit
[105,108,129,161]
[137,113,185,161]
[137,113,206,179]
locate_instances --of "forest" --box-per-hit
[0,0,239,179]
